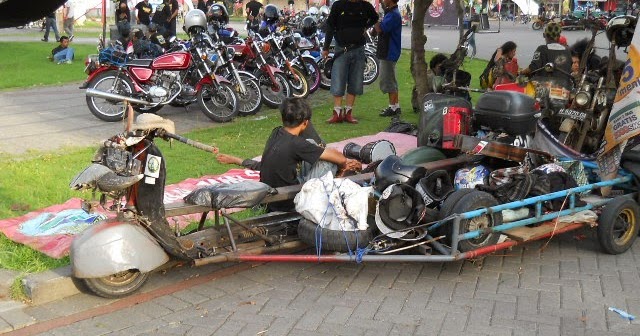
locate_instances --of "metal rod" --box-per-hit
[426,234,451,255]
[193,240,306,266]
[235,254,460,263]
[85,88,152,106]
[197,212,208,231]
[223,215,238,252]
[162,132,218,154]
[222,213,276,245]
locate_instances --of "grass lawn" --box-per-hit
[0,45,488,293]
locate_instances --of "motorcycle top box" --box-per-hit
[474,90,538,136]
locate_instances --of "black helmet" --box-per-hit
[376,184,426,231]
[208,4,229,25]
[300,16,317,37]
[606,15,637,47]
[374,155,427,192]
[264,4,279,24]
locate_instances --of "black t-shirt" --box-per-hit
[46,11,56,19]
[528,43,572,82]
[115,8,130,22]
[135,1,153,25]
[245,0,263,17]
[51,45,67,55]
[324,0,378,49]
[164,0,180,23]
[259,127,324,211]
[150,32,168,48]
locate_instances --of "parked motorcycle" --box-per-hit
[84,31,239,123]
[260,30,310,99]
[231,31,292,109]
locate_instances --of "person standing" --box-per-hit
[520,23,572,84]
[50,36,74,64]
[323,0,378,124]
[197,0,208,12]
[135,0,153,27]
[116,1,132,36]
[375,0,402,117]
[63,1,75,40]
[42,9,60,42]
[164,0,180,37]
[245,0,263,32]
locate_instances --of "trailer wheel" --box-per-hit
[441,190,502,252]
[82,269,149,299]
[297,218,374,253]
[597,198,639,255]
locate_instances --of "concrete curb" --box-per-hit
[0,269,19,300]
[21,265,80,306]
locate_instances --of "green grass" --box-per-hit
[0,48,488,280]
[0,42,98,90]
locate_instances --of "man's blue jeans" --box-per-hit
[54,48,74,62]
[43,17,60,41]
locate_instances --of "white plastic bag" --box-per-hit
[294,172,371,231]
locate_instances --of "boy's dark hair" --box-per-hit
[280,98,312,127]
[59,36,69,42]
[134,30,145,40]
[500,41,517,55]
[429,53,448,70]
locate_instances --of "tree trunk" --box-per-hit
[410,0,433,113]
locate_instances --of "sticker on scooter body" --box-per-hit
[145,154,162,178]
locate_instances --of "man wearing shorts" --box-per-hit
[322,0,378,124]
[375,0,402,117]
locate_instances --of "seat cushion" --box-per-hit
[184,180,276,209]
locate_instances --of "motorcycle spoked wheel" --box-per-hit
[287,66,309,99]
[363,54,379,85]
[82,269,149,299]
[197,82,239,123]
[318,58,332,90]
[86,70,163,122]
[229,73,263,116]
[532,21,543,30]
[298,59,321,94]
[257,71,292,109]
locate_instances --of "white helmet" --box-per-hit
[183,9,207,35]
[319,5,329,16]
[308,6,319,16]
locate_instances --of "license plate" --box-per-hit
[557,108,588,121]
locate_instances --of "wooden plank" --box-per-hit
[503,221,580,242]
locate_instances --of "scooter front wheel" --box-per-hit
[82,269,150,299]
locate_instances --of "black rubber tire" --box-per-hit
[299,58,321,94]
[363,54,379,85]
[85,70,135,122]
[197,82,239,123]
[438,189,476,220]
[597,197,640,255]
[441,190,502,252]
[297,218,374,253]
[288,66,309,99]
[229,73,262,116]
[318,58,332,90]
[82,269,149,299]
[532,21,542,30]
[259,71,291,109]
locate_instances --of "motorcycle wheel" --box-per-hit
[288,66,309,99]
[363,54,379,85]
[318,58,332,90]
[230,73,263,116]
[82,269,149,299]
[197,82,239,123]
[258,71,291,109]
[532,21,542,30]
[86,70,162,122]
[298,59,321,94]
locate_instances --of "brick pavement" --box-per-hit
[11,227,639,336]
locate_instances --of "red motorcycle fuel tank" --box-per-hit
[152,51,192,70]
[129,67,153,82]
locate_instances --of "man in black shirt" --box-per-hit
[322,0,378,124]
[520,22,572,84]
[135,0,153,26]
[216,98,361,212]
[148,23,168,49]
[245,0,263,31]
[164,0,180,37]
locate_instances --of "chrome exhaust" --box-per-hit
[86,88,152,106]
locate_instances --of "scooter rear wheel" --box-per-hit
[83,269,149,299]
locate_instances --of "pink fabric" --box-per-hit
[0,132,417,258]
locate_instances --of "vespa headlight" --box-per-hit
[574,90,591,107]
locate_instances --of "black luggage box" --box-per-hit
[474,91,537,136]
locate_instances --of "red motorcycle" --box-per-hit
[83,33,238,123]
[230,32,292,108]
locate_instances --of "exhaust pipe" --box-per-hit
[86,88,152,106]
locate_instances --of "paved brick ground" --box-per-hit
[10,227,638,336]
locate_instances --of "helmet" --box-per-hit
[606,15,637,47]
[264,4,280,24]
[415,170,455,206]
[319,5,330,16]
[183,9,207,34]
[208,4,229,25]
[300,16,318,37]
[308,6,319,16]
[454,165,490,190]
[374,155,426,192]
[544,22,562,41]
[375,184,426,232]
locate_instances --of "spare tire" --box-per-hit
[297,218,374,253]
